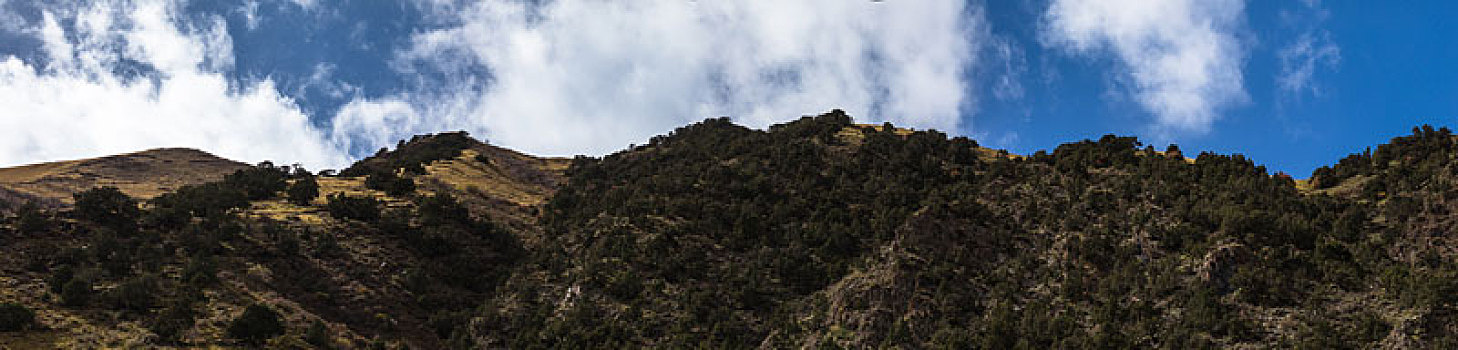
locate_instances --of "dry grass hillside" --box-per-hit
[0,132,575,349]
[421,147,570,207]
[0,148,248,207]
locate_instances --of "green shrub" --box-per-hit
[15,203,53,234]
[47,265,74,294]
[227,304,285,344]
[147,300,197,344]
[415,193,472,227]
[60,277,93,307]
[149,182,249,220]
[340,131,478,177]
[224,162,290,200]
[428,311,468,340]
[287,176,321,206]
[364,171,415,197]
[106,275,157,311]
[72,186,140,233]
[182,255,219,287]
[312,232,342,257]
[305,320,332,348]
[326,194,381,222]
[0,303,36,332]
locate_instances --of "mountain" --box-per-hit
[0,148,248,207]
[2,111,1458,348]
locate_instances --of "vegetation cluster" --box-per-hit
[6,111,1458,348]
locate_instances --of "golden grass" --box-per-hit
[418,149,566,206]
[1305,174,1372,198]
[246,176,420,224]
[1293,179,1314,193]
[0,148,247,205]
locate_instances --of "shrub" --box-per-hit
[15,203,52,234]
[47,265,75,294]
[182,255,219,287]
[340,131,478,177]
[0,303,36,332]
[60,277,93,307]
[364,171,415,197]
[326,194,381,222]
[312,232,342,257]
[416,192,472,227]
[287,176,321,206]
[148,300,197,344]
[106,275,157,312]
[305,320,332,348]
[428,311,469,340]
[150,182,249,220]
[224,162,290,200]
[72,186,140,233]
[227,304,285,344]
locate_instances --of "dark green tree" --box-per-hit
[15,202,52,234]
[60,277,93,307]
[147,300,197,344]
[326,194,381,222]
[0,303,36,332]
[287,176,321,206]
[305,320,332,348]
[227,304,285,344]
[106,275,158,312]
[224,162,290,200]
[364,170,415,197]
[72,186,140,233]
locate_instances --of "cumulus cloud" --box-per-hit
[346,0,983,156]
[1042,0,1248,134]
[0,0,985,169]
[0,0,350,168]
[1276,1,1339,97]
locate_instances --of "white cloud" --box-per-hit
[0,0,987,169]
[1277,32,1338,96]
[0,0,350,168]
[1276,1,1339,97]
[239,0,261,31]
[350,0,983,156]
[989,36,1027,101]
[288,0,317,11]
[1042,0,1248,134]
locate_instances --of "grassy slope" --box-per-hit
[0,139,566,348]
[0,148,248,206]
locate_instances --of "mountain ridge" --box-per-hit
[1,111,1457,348]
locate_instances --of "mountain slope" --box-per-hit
[0,148,248,207]
[4,112,1458,348]
[0,134,567,348]
[466,111,1361,348]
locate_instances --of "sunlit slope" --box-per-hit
[0,148,248,206]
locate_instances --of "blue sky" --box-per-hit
[0,1,1454,176]
[974,0,1458,175]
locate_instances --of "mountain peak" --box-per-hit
[0,147,248,206]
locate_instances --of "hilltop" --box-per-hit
[2,111,1458,348]
[0,148,248,207]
